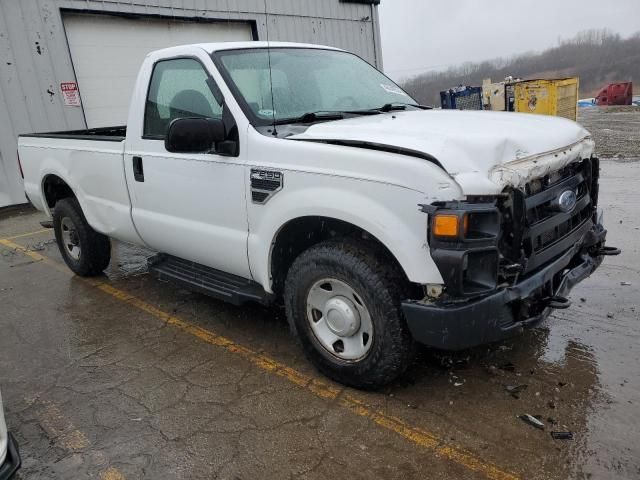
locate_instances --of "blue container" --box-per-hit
[440,86,483,110]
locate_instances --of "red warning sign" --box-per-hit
[60,82,81,107]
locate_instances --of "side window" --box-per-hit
[144,58,222,138]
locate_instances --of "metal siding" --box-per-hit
[0,86,20,207]
[0,0,380,207]
[0,5,21,205]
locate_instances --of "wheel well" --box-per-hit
[43,175,75,209]
[270,216,411,296]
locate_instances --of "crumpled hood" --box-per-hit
[289,109,594,194]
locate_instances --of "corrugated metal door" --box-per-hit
[62,13,253,128]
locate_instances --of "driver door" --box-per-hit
[124,57,251,279]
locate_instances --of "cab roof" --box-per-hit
[199,41,343,53]
[148,42,343,59]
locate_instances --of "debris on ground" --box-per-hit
[548,400,556,409]
[620,282,631,286]
[25,239,56,251]
[505,384,528,398]
[519,414,545,430]
[499,362,516,372]
[607,312,615,318]
[435,354,471,370]
[550,431,574,440]
[453,382,464,387]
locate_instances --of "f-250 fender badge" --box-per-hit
[250,169,283,204]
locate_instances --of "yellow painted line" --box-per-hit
[0,238,69,274]
[342,393,514,479]
[2,228,50,240]
[101,467,127,480]
[1,238,518,480]
[25,397,126,479]
[32,399,91,450]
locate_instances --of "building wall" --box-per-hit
[0,0,382,207]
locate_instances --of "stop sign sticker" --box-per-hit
[60,82,81,107]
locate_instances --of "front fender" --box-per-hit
[247,180,446,293]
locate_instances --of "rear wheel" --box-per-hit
[284,239,416,389]
[53,198,111,276]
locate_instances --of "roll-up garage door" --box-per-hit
[63,13,253,128]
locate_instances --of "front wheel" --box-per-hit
[53,198,111,276]
[284,239,416,389]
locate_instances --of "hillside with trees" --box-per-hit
[401,30,640,105]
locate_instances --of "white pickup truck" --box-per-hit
[18,42,618,388]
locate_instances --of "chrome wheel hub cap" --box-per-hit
[325,297,360,337]
[306,278,374,361]
[60,217,81,260]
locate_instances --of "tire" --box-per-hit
[284,239,416,389]
[53,197,111,276]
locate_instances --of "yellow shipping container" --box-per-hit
[513,78,579,120]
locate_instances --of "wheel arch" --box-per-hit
[42,173,77,213]
[267,215,423,297]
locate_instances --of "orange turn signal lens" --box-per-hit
[433,214,460,238]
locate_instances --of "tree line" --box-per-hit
[401,29,640,105]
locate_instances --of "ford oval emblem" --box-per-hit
[557,190,578,213]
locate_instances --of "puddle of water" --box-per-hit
[104,241,156,281]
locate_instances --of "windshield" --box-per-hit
[215,48,418,125]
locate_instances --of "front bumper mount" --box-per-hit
[402,223,615,350]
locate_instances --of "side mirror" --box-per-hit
[165,117,226,153]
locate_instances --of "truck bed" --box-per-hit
[18,125,141,244]
[19,125,126,142]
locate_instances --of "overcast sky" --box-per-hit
[378,0,640,81]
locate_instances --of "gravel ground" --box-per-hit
[578,106,640,160]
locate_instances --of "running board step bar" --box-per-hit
[148,254,272,306]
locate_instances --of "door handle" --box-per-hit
[132,156,144,182]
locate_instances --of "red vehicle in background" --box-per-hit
[595,82,633,106]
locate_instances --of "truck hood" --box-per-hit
[289,109,595,195]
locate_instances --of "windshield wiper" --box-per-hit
[379,103,408,112]
[274,111,344,125]
[378,102,432,112]
[272,103,433,125]
[344,103,432,116]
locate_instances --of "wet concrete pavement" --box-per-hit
[1,160,639,480]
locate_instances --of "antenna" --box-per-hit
[263,0,278,136]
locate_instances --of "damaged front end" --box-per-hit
[402,156,620,351]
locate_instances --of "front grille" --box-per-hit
[499,158,598,276]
